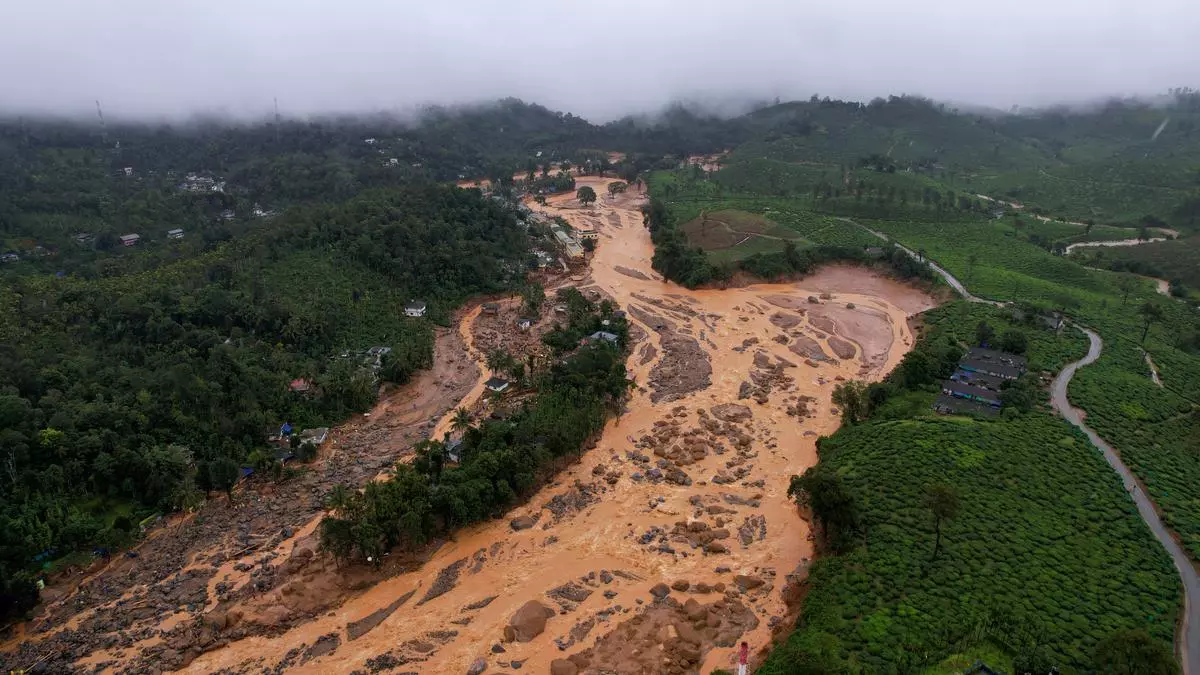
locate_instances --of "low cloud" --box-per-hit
[1,0,1197,121]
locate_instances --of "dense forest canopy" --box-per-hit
[0,182,529,619]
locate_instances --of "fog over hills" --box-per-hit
[1,0,1197,121]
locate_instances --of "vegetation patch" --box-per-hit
[760,303,1179,674]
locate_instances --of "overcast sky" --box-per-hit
[2,0,1197,122]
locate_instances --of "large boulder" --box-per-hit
[550,659,579,675]
[649,583,671,599]
[509,515,536,531]
[467,656,488,675]
[503,600,555,642]
[734,574,765,593]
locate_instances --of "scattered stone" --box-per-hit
[348,590,416,641]
[467,656,488,675]
[418,558,468,606]
[463,596,498,612]
[710,403,752,423]
[649,583,671,600]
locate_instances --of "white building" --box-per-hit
[405,301,428,318]
[119,234,141,247]
[167,228,184,240]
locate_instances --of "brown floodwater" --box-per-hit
[173,177,936,674]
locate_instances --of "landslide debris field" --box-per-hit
[3,179,936,675]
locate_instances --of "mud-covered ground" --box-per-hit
[3,180,936,675]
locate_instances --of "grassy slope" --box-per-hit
[759,304,1179,674]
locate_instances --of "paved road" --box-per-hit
[1050,327,1200,675]
[844,215,1198,671]
[838,217,994,304]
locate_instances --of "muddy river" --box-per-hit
[62,179,937,674]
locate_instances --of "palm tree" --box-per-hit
[325,484,351,513]
[451,407,471,434]
[486,348,511,374]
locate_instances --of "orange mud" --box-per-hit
[80,178,936,675]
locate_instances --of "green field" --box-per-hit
[679,208,805,262]
[758,303,1180,674]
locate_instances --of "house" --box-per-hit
[220,210,236,221]
[950,369,1007,392]
[517,318,533,330]
[299,427,329,446]
[167,228,184,240]
[0,253,19,264]
[482,302,500,315]
[960,348,1027,380]
[279,422,294,437]
[552,227,584,258]
[289,378,313,393]
[73,233,95,246]
[119,234,140,247]
[445,438,464,463]
[941,380,1002,407]
[932,393,1000,417]
[485,377,510,393]
[576,229,599,240]
[364,138,377,145]
[864,246,885,258]
[123,167,133,176]
[271,448,296,463]
[405,301,428,318]
[367,346,391,359]
[388,158,399,166]
[588,331,620,344]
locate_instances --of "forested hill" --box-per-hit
[5,93,1199,280]
[0,183,527,619]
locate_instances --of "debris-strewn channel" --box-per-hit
[7,179,936,675]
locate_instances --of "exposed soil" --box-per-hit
[10,177,937,675]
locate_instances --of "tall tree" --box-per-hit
[788,468,861,553]
[975,321,995,347]
[208,456,240,502]
[1092,629,1179,675]
[522,282,545,316]
[1119,276,1136,306]
[1139,302,1164,344]
[925,483,960,561]
[451,407,472,435]
[831,381,870,424]
[576,185,597,206]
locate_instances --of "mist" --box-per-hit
[1,0,1197,122]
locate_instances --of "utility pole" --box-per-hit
[95,100,107,145]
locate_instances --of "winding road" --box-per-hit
[862,214,1200,673]
[1051,328,1200,674]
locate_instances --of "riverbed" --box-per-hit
[155,180,939,674]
